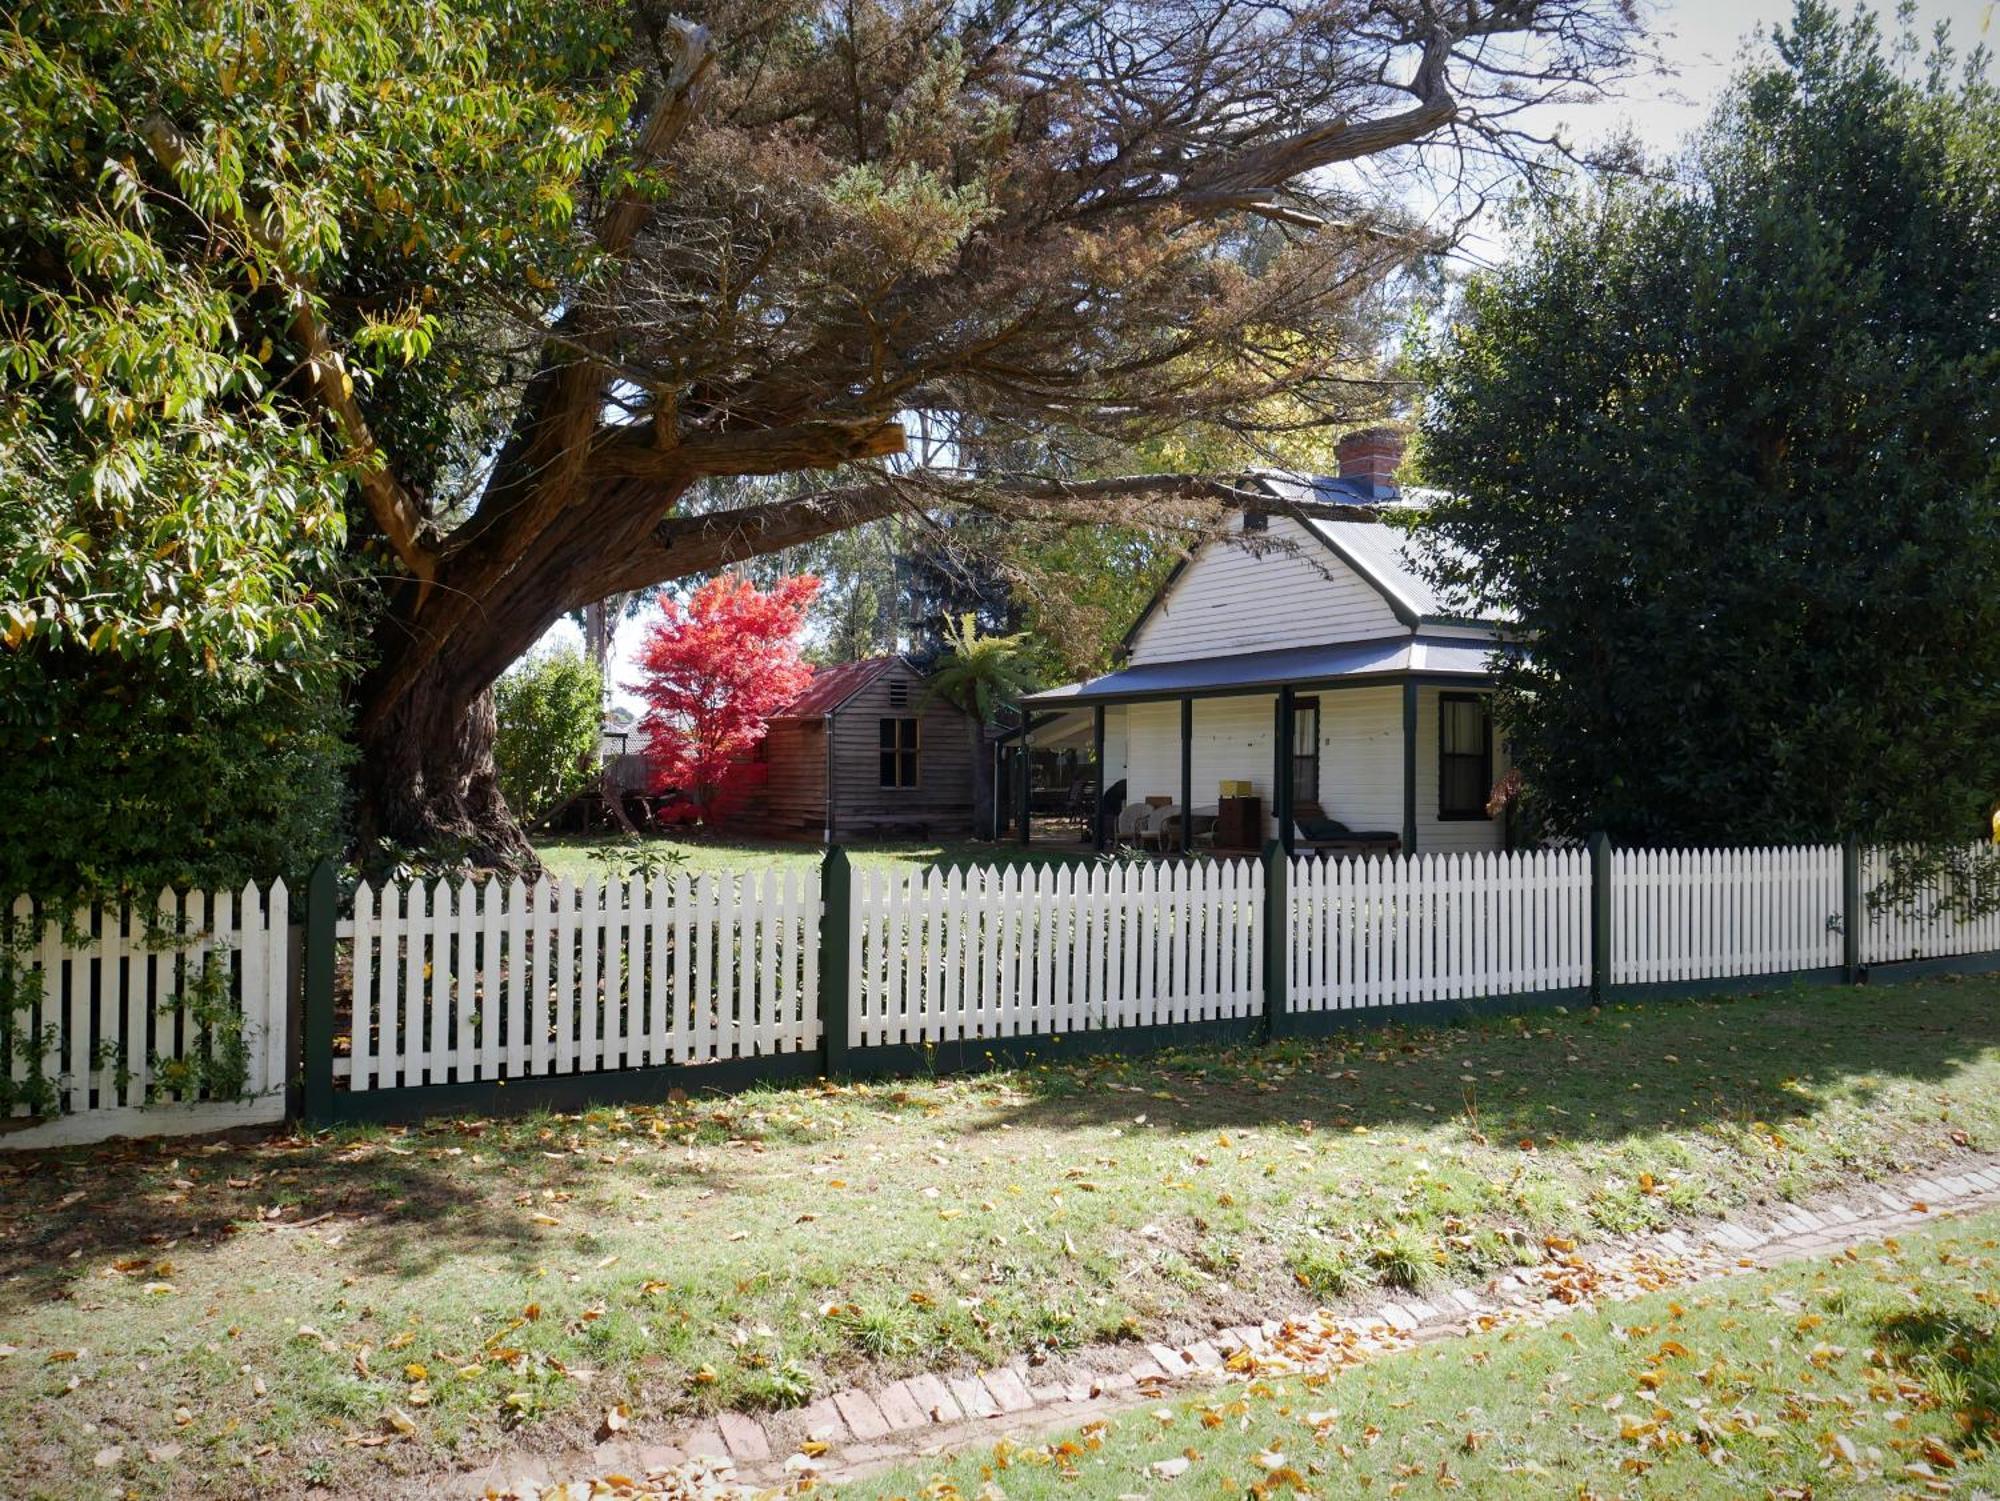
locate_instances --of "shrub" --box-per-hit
[492,649,602,826]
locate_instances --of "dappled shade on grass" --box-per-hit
[1,975,1996,1498]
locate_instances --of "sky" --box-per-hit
[545,0,1994,711]
[1552,0,1988,156]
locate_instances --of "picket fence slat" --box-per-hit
[3,882,290,1147]
[331,867,821,1093]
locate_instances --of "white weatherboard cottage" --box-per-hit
[1018,430,1514,855]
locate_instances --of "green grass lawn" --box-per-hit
[2,975,1996,1499]
[857,1206,2000,1500]
[531,832,1098,882]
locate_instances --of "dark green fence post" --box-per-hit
[1588,832,1612,1004]
[820,846,852,1077]
[1263,839,1288,1039]
[1842,835,1863,982]
[301,859,337,1126]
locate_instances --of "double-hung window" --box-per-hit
[879,717,919,788]
[1437,694,1492,820]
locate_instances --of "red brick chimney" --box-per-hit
[1336,427,1405,498]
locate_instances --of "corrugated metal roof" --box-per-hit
[1020,635,1508,706]
[773,656,899,719]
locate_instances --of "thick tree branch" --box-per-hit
[596,20,714,258]
[592,468,1383,596]
[443,21,714,558]
[587,416,908,481]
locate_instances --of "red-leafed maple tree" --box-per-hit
[632,574,819,823]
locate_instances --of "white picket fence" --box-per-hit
[849,858,1265,1045]
[1860,844,2000,964]
[2,884,291,1147]
[1609,846,1843,985]
[1286,849,1591,1011]
[336,871,820,1091]
[8,839,1998,1144]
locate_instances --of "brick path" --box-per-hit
[470,1154,2000,1500]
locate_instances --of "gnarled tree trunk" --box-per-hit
[349,460,913,867]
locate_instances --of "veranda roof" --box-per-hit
[1019,634,1509,708]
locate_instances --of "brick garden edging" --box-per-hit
[472,1153,2000,1500]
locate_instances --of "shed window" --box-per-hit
[879,717,919,788]
[1438,694,1492,820]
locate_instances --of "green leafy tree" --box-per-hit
[491,650,604,827]
[1414,0,2000,849]
[1008,526,1181,682]
[926,613,1039,723]
[924,614,1040,835]
[0,0,627,887]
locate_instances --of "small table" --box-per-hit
[1214,795,1262,851]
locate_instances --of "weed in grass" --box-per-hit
[834,1304,919,1360]
[733,1359,817,1410]
[1450,1225,1525,1276]
[1369,1224,1441,1291]
[1586,1181,1669,1234]
[1286,1241,1361,1299]
[1191,1235,1241,1275]
[1027,1304,1081,1353]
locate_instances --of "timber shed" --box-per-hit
[733,656,976,842]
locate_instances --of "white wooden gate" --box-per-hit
[337,871,820,1092]
[1860,844,2000,964]
[849,858,1264,1045]
[3,883,291,1148]
[1287,849,1591,1011]
[1609,845,1842,985]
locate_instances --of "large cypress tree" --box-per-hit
[2,0,1647,882]
[1415,0,2000,847]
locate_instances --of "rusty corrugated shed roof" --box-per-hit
[772,655,900,720]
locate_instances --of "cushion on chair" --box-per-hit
[1296,813,1351,841]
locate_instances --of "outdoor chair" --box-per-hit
[1159,807,1218,851]
[1293,800,1401,855]
[1136,803,1183,851]
[1112,802,1153,847]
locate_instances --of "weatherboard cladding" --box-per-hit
[737,656,974,838]
[1126,517,1405,665]
[1107,684,1507,853]
[1120,474,1504,672]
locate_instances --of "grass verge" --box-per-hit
[856,1206,2000,1499]
[0,975,1995,1499]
